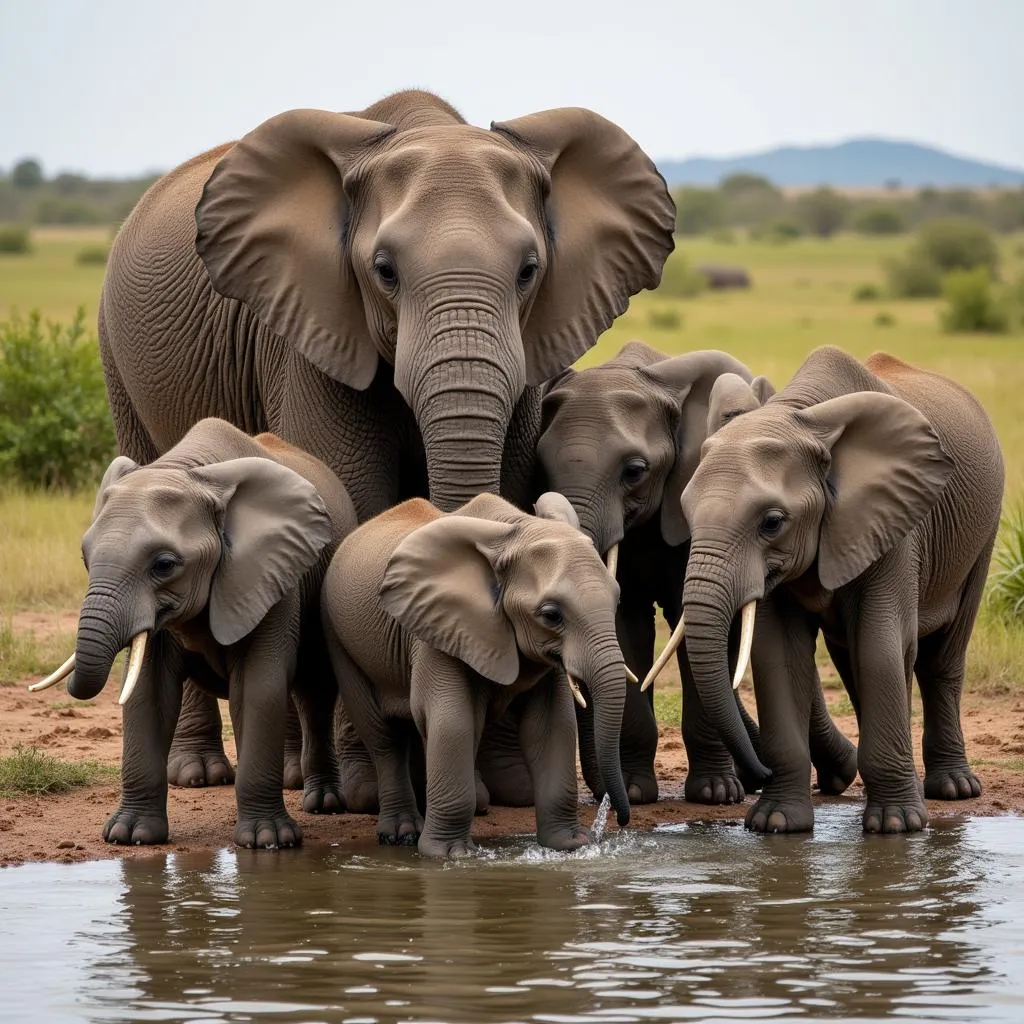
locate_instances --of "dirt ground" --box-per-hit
[3,613,1024,867]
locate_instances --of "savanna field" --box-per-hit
[1,224,1024,856]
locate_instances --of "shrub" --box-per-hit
[673,187,725,236]
[656,252,708,299]
[647,307,683,331]
[884,252,943,297]
[0,309,116,488]
[988,504,1024,622]
[874,311,896,327]
[852,204,906,235]
[763,218,802,242]
[0,224,31,254]
[852,282,882,301]
[795,187,849,238]
[939,268,1009,333]
[76,244,109,266]
[914,217,1000,275]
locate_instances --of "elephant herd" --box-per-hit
[30,90,1005,857]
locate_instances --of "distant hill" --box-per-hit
[658,138,1024,189]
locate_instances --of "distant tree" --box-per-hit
[673,187,725,236]
[795,187,849,238]
[851,203,907,235]
[12,159,44,189]
[718,173,784,228]
[990,189,1024,233]
[718,173,779,198]
[914,217,1000,274]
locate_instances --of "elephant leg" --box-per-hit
[291,639,344,815]
[334,701,380,814]
[807,670,858,796]
[744,596,818,834]
[282,695,304,790]
[616,595,659,804]
[518,679,591,851]
[476,712,530,808]
[917,549,990,800]
[166,681,235,787]
[844,582,927,834]
[104,635,184,846]
[412,649,488,858]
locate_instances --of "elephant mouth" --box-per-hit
[29,632,150,706]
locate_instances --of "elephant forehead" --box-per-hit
[99,474,213,531]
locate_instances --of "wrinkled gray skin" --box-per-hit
[98,88,675,795]
[683,347,1004,834]
[63,418,355,848]
[321,492,630,858]
[533,342,858,805]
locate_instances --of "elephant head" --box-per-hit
[194,97,676,512]
[669,348,954,782]
[378,492,631,825]
[35,452,334,703]
[536,347,754,570]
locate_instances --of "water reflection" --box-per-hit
[1,807,1023,1022]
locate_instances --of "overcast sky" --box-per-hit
[3,0,1022,178]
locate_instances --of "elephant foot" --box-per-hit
[745,795,814,834]
[302,777,346,814]
[863,799,928,834]
[282,755,304,790]
[103,808,169,846]
[234,813,302,849]
[924,768,982,801]
[684,770,745,805]
[339,758,379,814]
[167,748,234,788]
[814,745,859,797]
[378,809,423,847]
[417,834,478,859]
[538,825,593,852]
[624,769,658,805]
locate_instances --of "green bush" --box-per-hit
[76,244,109,266]
[852,204,906,235]
[656,252,708,299]
[795,187,849,238]
[673,187,725,236]
[852,282,882,301]
[939,268,1009,333]
[0,224,31,254]
[884,252,943,297]
[874,311,896,327]
[988,504,1024,622]
[647,307,683,331]
[0,309,116,488]
[914,216,1000,275]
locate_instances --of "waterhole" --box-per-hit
[2,806,1023,1022]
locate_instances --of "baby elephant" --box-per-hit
[33,418,356,849]
[322,492,631,858]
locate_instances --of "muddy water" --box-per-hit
[2,807,1024,1023]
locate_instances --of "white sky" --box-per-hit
[2,0,1022,178]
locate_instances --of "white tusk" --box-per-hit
[641,615,685,692]
[605,543,619,580]
[28,653,76,693]
[732,601,756,690]
[566,672,587,709]
[624,665,639,685]
[118,632,149,706]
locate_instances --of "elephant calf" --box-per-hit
[321,492,631,858]
[677,346,1004,834]
[32,418,357,849]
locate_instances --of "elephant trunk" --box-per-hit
[69,587,132,700]
[681,548,771,785]
[396,295,525,513]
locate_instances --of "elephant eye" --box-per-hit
[621,457,649,487]
[760,511,787,538]
[373,254,397,288]
[537,601,564,629]
[517,255,539,290]
[151,553,181,579]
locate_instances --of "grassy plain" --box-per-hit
[1,228,1022,713]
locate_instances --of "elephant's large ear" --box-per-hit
[639,351,753,547]
[92,455,138,519]
[196,109,395,391]
[491,109,675,386]
[796,393,955,590]
[190,457,336,646]
[381,516,520,686]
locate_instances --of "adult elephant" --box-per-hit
[99,89,676,789]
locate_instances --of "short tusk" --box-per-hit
[625,665,639,685]
[641,615,685,692]
[566,672,587,709]
[605,544,619,580]
[118,632,149,706]
[732,601,756,690]
[28,653,76,693]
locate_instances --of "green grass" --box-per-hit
[0,745,116,797]
[0,618,77,686]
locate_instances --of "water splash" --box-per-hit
[591,792,612,842]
